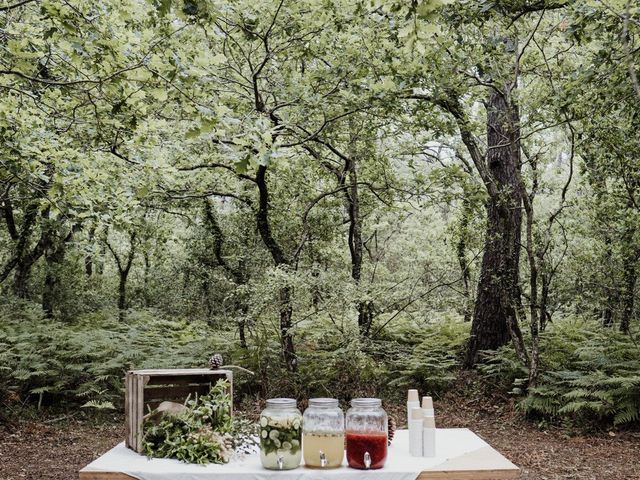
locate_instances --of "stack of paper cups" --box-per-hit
[422,396,435,418]
[407,389,419,425]
[423,415,436,457]
[408,407,423,456]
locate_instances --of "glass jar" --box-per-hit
[345,398,388,469]
[302,398,345,468]
[259,398,302,470]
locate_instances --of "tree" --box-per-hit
[570,0,640,334]
[105,230,137,319]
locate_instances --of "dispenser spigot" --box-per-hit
[319,450,327,468]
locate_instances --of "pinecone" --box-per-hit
[388,415,397,445]
[209,353,224,370]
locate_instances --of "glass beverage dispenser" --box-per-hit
[345,398,388,469]
[259,398,302,470]
[302,398,345,468]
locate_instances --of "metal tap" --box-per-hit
[319,450,327,468]
[277,454,284,470]
[364,451,371,469]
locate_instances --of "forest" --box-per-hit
[1,0,640,478]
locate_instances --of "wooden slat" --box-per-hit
[80,470,518,480]
[145,374,227,386]
[79,470,137,480]
[417,468,520,479]
[124,373,131,449]
[417,446,520,479]
[132,369,231,376]
[127,372,137,450]
[144,384,213,401]
[135,375,146,452]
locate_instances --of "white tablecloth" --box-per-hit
[83,429,489,480]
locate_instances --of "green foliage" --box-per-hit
[296,322,388,401]
[480,319,640,427]
[1,0,639,439]
[142,380,256,464]
[388,319,469,396]
[0,305,237,409]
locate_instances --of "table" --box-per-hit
[79,429,520,480]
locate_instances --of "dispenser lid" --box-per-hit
[309,397,339,408]
[266,398,297,409]
[351,397,382,407]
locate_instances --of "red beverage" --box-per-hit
[345,431,388,469]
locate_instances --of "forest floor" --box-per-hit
[1,384,640,480]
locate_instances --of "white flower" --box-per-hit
[261,430,268,438]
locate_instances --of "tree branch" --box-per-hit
[0,0,38,11]
[292,185,352,261]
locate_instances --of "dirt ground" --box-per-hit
[1,395,639,480]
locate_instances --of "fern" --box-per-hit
[81,400,116,410]
[504,319,640,427]
[0,307,236,410]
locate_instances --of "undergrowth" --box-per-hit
[0,304,235,412]
[479,318,640,428]
[1,302,639,430]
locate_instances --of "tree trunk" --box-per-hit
[620,247,639,334]
[13,231,49,299]
[238,316,248,349]
[13,260,32,298]
[602,234,616,327]
[105,231,136,320]
[143,251,151,308]
[10,202,42,297]
[85,227,95,277]
[255,165,296,371]
[236,290,249,350]
[345,158,371,335]
[539,268,551,332]
[118,270,128,320]
[203,278,213,320]
[203,200,249,348]
[96,241,106,275]
[42,230,72,318]
[620,189,639,333]
[465,89,524,367]
[456,196,473,322]
[182,270,190,298]
[279,285,296,372]
[0,168,52,287]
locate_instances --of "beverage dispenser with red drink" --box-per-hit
[345,398,388,469]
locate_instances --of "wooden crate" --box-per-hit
[125,368,232,453]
